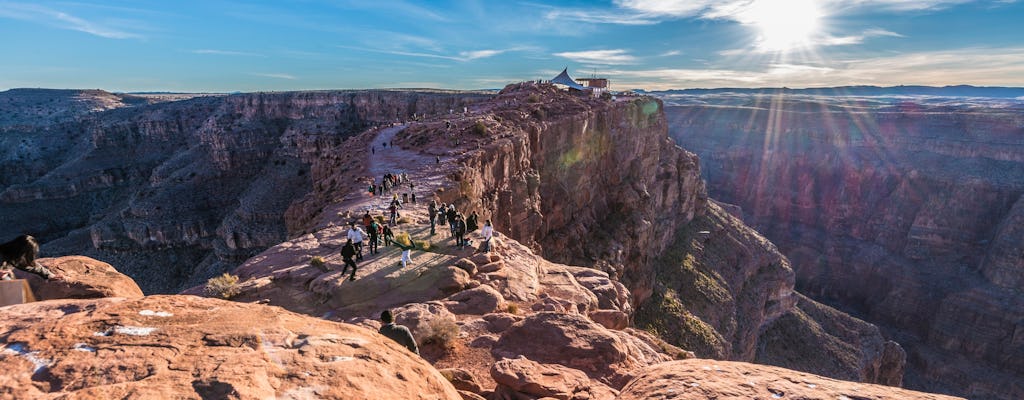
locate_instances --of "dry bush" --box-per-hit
[423,317,460,348]
[310,256,326,271]
[397,216,413,224]
[506,303,519,314]
[204,273,241,299]
[472,120,487,136]
[394,231,413,247]
[414,239,432,252]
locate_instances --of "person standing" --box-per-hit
[481,219,494,252]
[455,214,468,249]
[367,220,380,255]
[383,224,394,247]
[340,239,358,281]
[347,223,366,261]
[428,200,438,235]
[396,239,414,268]
[379,310,418,354]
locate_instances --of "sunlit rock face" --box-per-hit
[665,95,1024,400]
[0,295,463,399]
[0,88,488,293]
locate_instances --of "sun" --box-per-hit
[742,0,823,52]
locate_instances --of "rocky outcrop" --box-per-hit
[11,256,143,300]
[618,359,963,400]
[0,295,462,399]
[665,97,1024,399]
[0,89,488,293]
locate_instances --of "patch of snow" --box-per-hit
[114,326,158,336]
[2,343,52,374]
[93,331,111,337]
[331,356,355,362]
[139,309,173,317]
[73,343,97,352]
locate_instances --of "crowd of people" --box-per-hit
[338,175,494,281]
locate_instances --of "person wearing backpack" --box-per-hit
[340,239,358,281]
[367,220,380,255]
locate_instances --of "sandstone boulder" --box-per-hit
[0,295,461,399]
[445,285,505,315]
[439,368,483,393]
[618,359,963,400]
[14,256,144,300]
[491,312,657,388]
[490,356,617,400]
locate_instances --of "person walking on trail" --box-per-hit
[428,201,438,235]
[367,220,380,255]
[382,224,394,246]
[389,202,399,225]
[379,310,418,355]
[340,239,358,281]
[396,238,414,268]
[347,223,366,261]
[481,219,494,252]
[362,211,373,230]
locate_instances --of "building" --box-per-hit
[549,68,611,96]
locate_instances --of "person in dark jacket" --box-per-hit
[428,200,438,235]
[455,214,468,249]
[340,239,357,281]
[367,220,380,255]
[379,309,418,355]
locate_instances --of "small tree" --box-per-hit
[472,120,487,136]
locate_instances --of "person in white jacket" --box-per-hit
[480,219,494,252]
[347,223,366,260]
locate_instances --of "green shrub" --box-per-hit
[472,120,487,136]
[506,303,519,314]
[204,273,241,299]
[527,94,540,103]
[422,317,460,348]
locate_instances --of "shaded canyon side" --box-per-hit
[666,99,1024,400]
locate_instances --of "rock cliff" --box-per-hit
[227,83,906,388]
[0,89,488,293]
[665,95,1024,399]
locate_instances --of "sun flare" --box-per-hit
[742,0,823,52]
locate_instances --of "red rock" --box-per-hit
[0,295,461,399]
[14,256,143,300]
[445,285,505,315]
[589,310,628,330]
[618,359,964,400]
[490,356,617,400]
[439,368,483,393]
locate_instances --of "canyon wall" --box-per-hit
[0,89,488,293]
[386,84,904,383]
[665,96,1024,399]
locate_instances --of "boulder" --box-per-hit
[491,356,617,400]
[453,259,478,276]
[589,310,628,330]
[439,368,482,393]
[0,295,462,399]
[445,285,505,315]
[14,256,144,300]
[618,359,964,400]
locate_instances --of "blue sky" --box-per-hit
[1,0,1022,91]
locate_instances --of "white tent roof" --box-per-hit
[551,68,585,90]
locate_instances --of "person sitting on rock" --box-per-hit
[379,309,419,355]
[340,239,358,281]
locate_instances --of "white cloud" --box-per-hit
[0,1,142,39]
[553,49,638,65]
[458,50,505,60]
[252,73,297,80]
[660,50,683,56]
[608,47,1024,90]
[341,45,523,62]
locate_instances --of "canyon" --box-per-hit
[0,88,489,293]
[664,93,1024,400]
[0,85,986,398]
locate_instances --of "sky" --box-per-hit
[1,0,1023,92]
